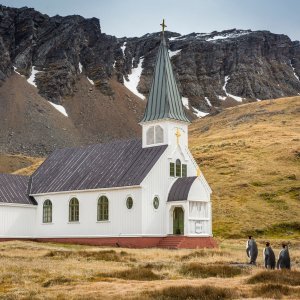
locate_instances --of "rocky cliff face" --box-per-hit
[0,5,300,155]
[120,30,300,113]
[1,6,300,111]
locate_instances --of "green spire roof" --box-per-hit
[141,35,190,123]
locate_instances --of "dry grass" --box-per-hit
[99,267,162,281]
[190,96,300,238]
[0,239,299,299]
[252,284,300,299]
[180,262,244,278]
[143,285,236,299]
[247,270,300,286]
[0,153,43,174]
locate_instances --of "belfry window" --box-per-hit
[146,125,164,145]
[155,125,164,143]
[43,200,52,223]
[146,127,154,145]
[98,196,109,221]
[176,159,181,177]
[69,198,79,222]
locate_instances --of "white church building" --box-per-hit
[0,28,215,249]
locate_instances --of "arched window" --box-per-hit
[170,162,175,177]
[155,125,164,144]
[43,199,52,223]
[98,196,109,221]
[126,196,133,209]
[146,126,154,145]
[176,159,181,177]
[182,164,187,177]
[69,197,79,222]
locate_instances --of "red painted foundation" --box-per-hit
[0,236,217,249]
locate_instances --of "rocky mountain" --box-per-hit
[0,5,300,155]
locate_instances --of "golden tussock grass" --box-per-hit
[142,285,236,300]
[0,239,299,299]
[247,269,300,286]
[180,262,244,278]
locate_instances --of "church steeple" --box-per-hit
[141,20,190,123]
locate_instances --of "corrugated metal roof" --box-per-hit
[141,35,190,123]
[29,139,167,195]
[0,174,36,205]
[168,176,197,202]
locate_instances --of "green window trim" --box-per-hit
[126,197,133,209]
[170,162,175,177]
[69,198,79,222]
[176,159,181,177]
[182,164,187,177]
[98,196,109,221]
[43,199,52,223]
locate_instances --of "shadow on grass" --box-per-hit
[97,267,162,281]
[42,276,73,287]
[44,249,131,262]
[247,270,300,286]
[143,285,236,300]
[252,283,300,299]
[180,263,243,278]
[179,249,229,260]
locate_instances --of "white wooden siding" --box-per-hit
[0,204,36,237]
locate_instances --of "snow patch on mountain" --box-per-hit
[13,66,24,77]
[27,66,41,87]
[169,49,182,58]
[290,60,300,81]
[124,57,145,100]
[182,97,189,109]
[79,62,83,73]
[222,75,243,102]
[205,30,251,42]
[121,42,127,57]
[192,107,209,118]
[205,97,212,107]
[87,77,95,85]
[48,102,68,117]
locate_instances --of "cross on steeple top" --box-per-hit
[175,128,181,144]
[160,19,167,33]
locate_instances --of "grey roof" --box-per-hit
[29,139,167,195]
[0,174,36,205]
[141,34,190,123]
[168,176,197,202]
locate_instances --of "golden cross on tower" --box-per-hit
[160,19,167,33]
[175,128,181,144]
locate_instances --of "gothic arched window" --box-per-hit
[98,196,109,221]
[176,159,181,177]
[43,199,52,223]
[69,197,79,222]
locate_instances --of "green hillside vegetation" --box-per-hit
[190,96,300,238]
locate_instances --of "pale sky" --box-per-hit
[1,0,300,40]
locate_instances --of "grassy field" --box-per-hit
[0,240,299,299]
[190,96,300,238]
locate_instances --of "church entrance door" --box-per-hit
[173,207,184,235]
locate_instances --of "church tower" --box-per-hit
[141,20,190,148]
